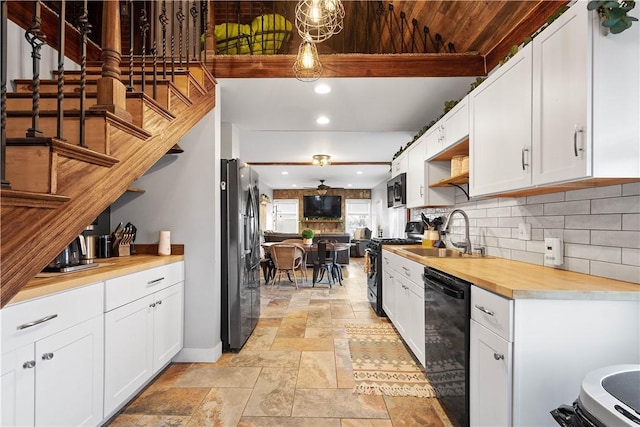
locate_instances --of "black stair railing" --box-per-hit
[159,0,168,79]
[191,1,198,64]
[24,1,46,138]
[176,1,185,69]
[151,0,157,99]
[201,0,208,64]
[185,0,190,71]
[56,0,65,141]
[128,0,134,92]
[139,7,149,95]
[170,0,175,80]
[76,0,91,148]
[1,0,9,188]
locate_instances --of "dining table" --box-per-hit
[260,241,351,285]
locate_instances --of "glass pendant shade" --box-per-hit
[295,0,345,43]
[293,39,322,82]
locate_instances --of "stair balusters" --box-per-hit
[159,0,168,79]
[201,0,208,65]
[185,0,190,71]
[150,0,157,100]
[56,0,66,141]
[170,0,175,81]
[1,0,9,187]
[76,0,91,148]
[128,0,134,92]
[24,1,46,138]
[177,1,185,70]
[191,1,198,66]
[139,7,149,95]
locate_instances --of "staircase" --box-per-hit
[1,1,216,306]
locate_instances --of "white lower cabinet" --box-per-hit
[382,250,425,368]
[103,263,184,418]
[470,320,512,426]
[470,285,640,426]
[1,282,104,427]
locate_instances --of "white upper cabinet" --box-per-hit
[391,151,408,177]
[532,1,639,184]
[407,135,454,208]
[469,43,533,196]
[440,96,469,151]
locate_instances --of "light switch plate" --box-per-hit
[518,223,531,240]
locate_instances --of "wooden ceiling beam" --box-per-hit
[484,0,568,72]
[208,53,486,78]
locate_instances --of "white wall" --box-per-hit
[370,178,388,238]
[412,183,640,284]
[111,100,222,361]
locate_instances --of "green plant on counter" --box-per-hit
[301,228,314,239]
[588,0,637,34]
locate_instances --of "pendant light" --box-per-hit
[293,36,322,82]
[295,0,344,43]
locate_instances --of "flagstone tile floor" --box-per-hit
[107,260,453,427]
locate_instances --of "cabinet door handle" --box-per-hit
[474,304,494,316]
[149,302,156,308]
[419,185,424,197]
[573,124,583,157]
[493,352,504,361]
[147,277,165,285]
[23,360,36,369]
[402,266,410,275]
[41,352,54,360]
[521,147,529,170]
[156,300,162,305]
[17,314,58,330]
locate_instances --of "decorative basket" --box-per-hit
[451,155,469,177]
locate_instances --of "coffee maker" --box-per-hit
[43,234,99,273]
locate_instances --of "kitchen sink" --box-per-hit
[402,247,492,259]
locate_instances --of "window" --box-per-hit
[345,199,371,237]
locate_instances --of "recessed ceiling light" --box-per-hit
[314,83,331,94]
[347,184,353,187]
[281,171,289,175]
[291,184,297,187]
[356,171,363,175]
[316,116,330,125]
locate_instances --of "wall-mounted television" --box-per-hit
[303,195,342,219]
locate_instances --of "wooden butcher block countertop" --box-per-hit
[385,246,639,300]
[9,255,185,305]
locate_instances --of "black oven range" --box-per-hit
[365,237,421,316]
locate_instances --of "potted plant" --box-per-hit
[588,0,637,34]
[301,228,314,245]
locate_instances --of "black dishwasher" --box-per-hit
[423,266,471,427]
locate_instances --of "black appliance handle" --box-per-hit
[423,274,465,299]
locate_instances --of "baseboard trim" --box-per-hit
[173,342,222,363]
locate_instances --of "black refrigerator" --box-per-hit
[221,159,261,352]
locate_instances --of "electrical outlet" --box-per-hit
[518,223,531,240]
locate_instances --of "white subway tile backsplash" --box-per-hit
[413,184,638,283]
[623,214,640,230]
[622,248,640,266]
[511,250,544,265]
[528,216,565,228]
[498,238,527,251]
[565,185,621,201]
[486,207,512,218]
[565,244,621,263]
[565,214,621,230]
[544,200,590,215]
[475,217,499,228]
[591,196,640,214]
[498,197,526,207]
[622,182,640,196]
[526,192,565,204]
[559,257,590,275]
[590,261,640,284]
[563,229,590,244]
[525,240,545,253]
[499,217,525,228]
[592,230,640,249]
[511,204,544,217]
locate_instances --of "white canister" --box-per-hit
[158,231,171,256]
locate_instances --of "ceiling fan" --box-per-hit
[305,179,338,195]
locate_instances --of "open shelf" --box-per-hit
[429,172,469,188]
[430,138,469,161]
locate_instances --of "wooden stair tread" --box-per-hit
[1,188,70,208]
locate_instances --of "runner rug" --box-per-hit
[345,323,437,398]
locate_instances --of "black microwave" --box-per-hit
[387,173,406,208]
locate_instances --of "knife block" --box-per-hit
[114,243,131,257]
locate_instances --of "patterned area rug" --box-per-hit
[345,323,438,398]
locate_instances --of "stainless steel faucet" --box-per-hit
[443,209,472,254]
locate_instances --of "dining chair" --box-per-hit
[319,239,343,286]
[270,243,305,289]
[311,241,337,287]
[259,245,275,285]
